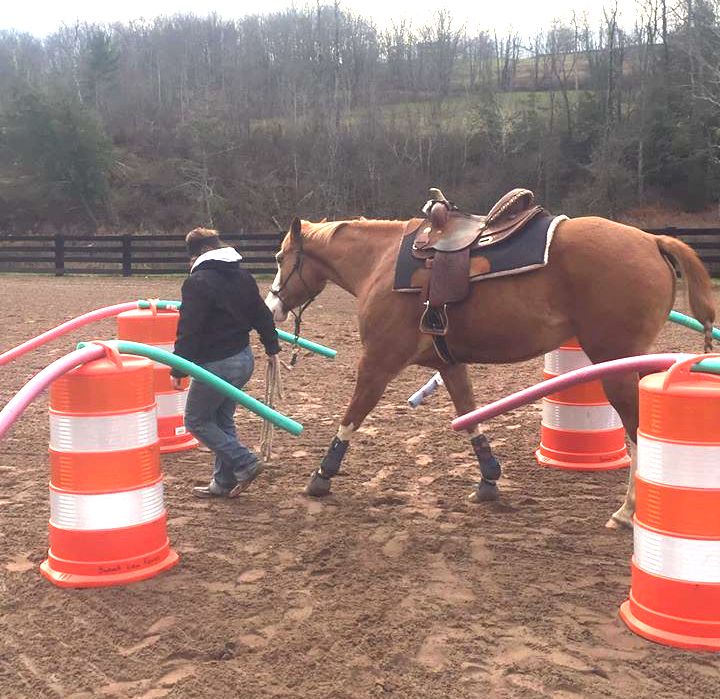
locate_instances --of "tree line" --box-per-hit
[1,1,719,234]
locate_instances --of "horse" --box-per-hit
[265,214,715,528]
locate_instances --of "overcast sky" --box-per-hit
[4,0,645,39]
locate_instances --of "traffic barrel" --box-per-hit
[117,305,198,453]
[620,354,720,650]
[535,338,630,470]
[41,348,179,587]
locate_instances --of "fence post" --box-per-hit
[54,234,65,277]
[122,235,132,277]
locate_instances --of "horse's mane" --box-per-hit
[301,218,408,242]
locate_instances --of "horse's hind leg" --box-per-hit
[440,364,501,502]
[606,441,638,529]
[582,321,656,529]
[598,372,640,529]
[305,352,402,497]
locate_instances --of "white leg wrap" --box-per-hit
[469,426,482,439]
[337,423,355,441]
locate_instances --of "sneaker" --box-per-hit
[192,479,234,499]
[228,461,265,497]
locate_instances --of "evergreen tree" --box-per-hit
[1,89,114,228]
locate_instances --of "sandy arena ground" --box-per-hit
[1,275,719,698]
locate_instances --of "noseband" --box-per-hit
[269,233,319,365]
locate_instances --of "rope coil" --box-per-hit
[260,355,285,461]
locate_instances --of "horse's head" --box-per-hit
[265,217,329,323]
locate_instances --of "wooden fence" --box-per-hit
[0,232,282,276]
[645,228,720,275]
[0,227,719,276]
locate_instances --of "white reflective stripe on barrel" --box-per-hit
[637,434,720,489]
[634,522,720,584]
[50,481,165,530]
[50,408,158,452]
[544,348,592,375]
[541,401,622,430]
[156,390,188,418]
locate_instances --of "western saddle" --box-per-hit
[409,187,543,362]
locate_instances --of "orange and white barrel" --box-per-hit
[620,355,720,650]
[117,306,198,453]
[535,338,630,470]
[41,351,179,588]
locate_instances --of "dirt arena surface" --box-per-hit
[1,274,719,698]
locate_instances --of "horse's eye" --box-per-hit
[276,253,284,264]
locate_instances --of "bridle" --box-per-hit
[269,232,319,365]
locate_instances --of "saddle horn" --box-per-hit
[428,187,448,204]
[425,187,452,227]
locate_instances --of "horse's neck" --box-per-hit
[308,222,404,297]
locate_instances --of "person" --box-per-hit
[170,227,281,498]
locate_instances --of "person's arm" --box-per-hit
[171,274,212,378]
[243,274,280,355]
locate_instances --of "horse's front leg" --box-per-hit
[305,353,401,497]
[440,363,501,502]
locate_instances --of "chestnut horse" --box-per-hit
[266,215,714,528]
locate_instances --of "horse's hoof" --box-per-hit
[305,471,332,497]
[467,480,499,503]
[605,513,633,530]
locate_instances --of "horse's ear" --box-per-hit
[290,217,302,244]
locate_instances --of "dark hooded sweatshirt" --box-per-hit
[171,255,280,378]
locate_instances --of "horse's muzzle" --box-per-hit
[264,290,289,322]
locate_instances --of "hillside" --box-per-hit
[0,11,716,234]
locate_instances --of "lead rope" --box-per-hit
[260,354,284,462]
[287,294,317,366]
[289,310,302,366]
[260,302,313,459]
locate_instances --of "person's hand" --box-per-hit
[171,377,184,391]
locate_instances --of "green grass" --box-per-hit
[249,87,593,138]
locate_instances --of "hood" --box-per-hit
[191,246,243,272]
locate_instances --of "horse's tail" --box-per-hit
[656,235,716,352]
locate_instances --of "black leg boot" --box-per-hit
[469,434,501,502]
[305,437,349,497]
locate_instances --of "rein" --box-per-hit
[269,233,318,366]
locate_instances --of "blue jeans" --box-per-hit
[184,347,258,489]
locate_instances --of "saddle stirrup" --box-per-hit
[420,302,449,336]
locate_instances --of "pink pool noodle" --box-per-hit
[451,353,689,431]
[0,345,105,440]
[0,302,138,366]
